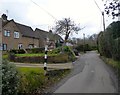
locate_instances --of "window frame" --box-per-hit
[2,44,7,51]
[14,31,19,39]
[4,30,10,37]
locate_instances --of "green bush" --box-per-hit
[48,47,61,54]
[26,48,45,54]
[2,60,19,95]
[63,46,76,61]
[97,21,120,60]
[9,49,25,54]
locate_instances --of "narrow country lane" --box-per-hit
[54,51,118,93]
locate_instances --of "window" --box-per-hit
[2,44,7,50]
[18,44,23,49]
[4,30,10,37]
[14,31,19,38]
[28,44,34,48]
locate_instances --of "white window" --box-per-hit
[14,31,19,38]
[18,44,23,49]
[4,30,10,37]
[2,44,7,50]
[28,44,34,48]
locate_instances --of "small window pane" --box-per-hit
[4,30,10,37]
[14,32,19,38]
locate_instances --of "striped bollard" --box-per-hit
[44,45,48,75]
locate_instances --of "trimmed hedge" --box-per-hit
[11,54,69,63]
[9,48,45,54]
[26,48,45,54]
[9,49,25,54]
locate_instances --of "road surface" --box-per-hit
[12,62,73,69]
[54,51,118,93]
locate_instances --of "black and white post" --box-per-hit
[44,37,49,75]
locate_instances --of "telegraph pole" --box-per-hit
[93,0,106,32]
[102,12,105,32]
[83,33,85,53]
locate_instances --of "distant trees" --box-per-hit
[97,21,120,60]
[54,18,81,43]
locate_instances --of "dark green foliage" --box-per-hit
[97,21,120,61]
[8,52,16,61]
[75,44,84,52]
[26,48,45,53]
[63,46,76,61]
[48,47,61,54]
[2,60,19,95]
[9,49,25,54]
[75,44,96,52]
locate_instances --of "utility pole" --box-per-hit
[93,0,106,32]
[102,12,105,32]
[83,33,85,53]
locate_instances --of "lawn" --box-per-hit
[17,67,71,93]
[17,67,44,74]
[101,57,120,69]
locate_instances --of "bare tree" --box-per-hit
[104,0,120,19]
[54,18,81,43]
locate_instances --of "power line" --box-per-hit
[93,0,102,13]
[30,0,58,21]
[93,0,105,32]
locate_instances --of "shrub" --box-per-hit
[8,52,16,61]
[2,60,19,95]
[13,54,69,63]
[48,47,61,54]
[9,49,25,54]
[26,48,45,54]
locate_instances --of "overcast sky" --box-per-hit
[0,0,117,38]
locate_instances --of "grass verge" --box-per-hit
[100,56,120,77]
[17,67,71,94]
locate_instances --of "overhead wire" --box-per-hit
[30,0,58,22]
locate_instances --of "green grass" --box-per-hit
[101,56,120,69]
[16,53,57,57]
[2,54,8,59]
[17,67,44,74]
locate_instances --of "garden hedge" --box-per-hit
[11,54,69,63]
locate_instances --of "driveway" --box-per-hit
[53,51,118,93]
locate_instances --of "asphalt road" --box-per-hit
[54,51,118,93]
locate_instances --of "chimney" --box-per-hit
[1,14,7,21]
[49,30,52,33]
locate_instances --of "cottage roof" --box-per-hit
[15,22,37,38]
[35,28,63,41]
